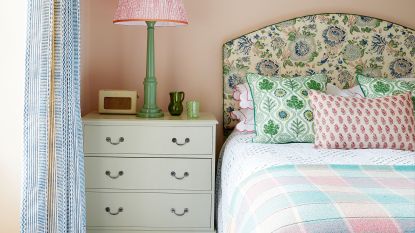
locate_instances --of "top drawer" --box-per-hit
[83,125,213,155]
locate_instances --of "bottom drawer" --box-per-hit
[86,192,212,229]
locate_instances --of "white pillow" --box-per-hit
[326,83,364,97]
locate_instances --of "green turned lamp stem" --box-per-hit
[137,21,164,118]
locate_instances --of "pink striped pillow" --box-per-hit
[230,108,255,132]
[232,83,254,132]
[309,91,415,151]
[232,83,253,109]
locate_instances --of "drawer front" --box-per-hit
[86,192,212,229]
[83,125,213,155]
[85,157,212,191]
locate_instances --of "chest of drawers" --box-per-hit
[83,112,218,233]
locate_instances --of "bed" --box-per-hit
[218,13,415,233]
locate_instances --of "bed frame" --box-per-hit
[223,13,415,132]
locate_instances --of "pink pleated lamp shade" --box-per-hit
[113,0,188,26]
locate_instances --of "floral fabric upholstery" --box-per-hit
[224,13,415,130]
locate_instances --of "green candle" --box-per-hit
[186,100,199,118]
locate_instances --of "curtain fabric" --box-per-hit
[21,0,85,232]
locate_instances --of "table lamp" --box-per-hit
[113,0,188,118]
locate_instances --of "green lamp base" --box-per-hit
[136,21,164,118]
[137,107,164,118]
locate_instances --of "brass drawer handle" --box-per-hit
[171,171,189,180]
[106,137,124,145]
[172,137,190,146]
[171,208,188,216]
[105,207,123,215]
[105,170,124,179]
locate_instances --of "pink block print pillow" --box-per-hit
[309,91,415,151]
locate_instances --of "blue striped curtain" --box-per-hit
[21,0,85,232]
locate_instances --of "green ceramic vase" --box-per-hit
[168,91,185,116]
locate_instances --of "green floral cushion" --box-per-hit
[357,75,415,114]
[247,73,327,143]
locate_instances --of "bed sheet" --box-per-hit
[216,131,415,233]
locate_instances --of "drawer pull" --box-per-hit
[171,208,189,216]
[172,137,190,146]
[105,170,124,179]
[106,137,124,145]
[105,207,123,215]
[170,171,189,180]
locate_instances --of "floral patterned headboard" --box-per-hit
[223,13,415,130]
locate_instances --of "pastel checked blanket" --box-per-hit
[225,164,415,233]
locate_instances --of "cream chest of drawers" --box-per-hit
[83,112,218,233]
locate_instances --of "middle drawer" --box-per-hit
[85,157,212,191]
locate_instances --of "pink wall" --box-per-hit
[81,0,415,147]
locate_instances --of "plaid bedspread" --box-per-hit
[225,165,415,233]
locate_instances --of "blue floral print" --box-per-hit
[289,36,316,61]
[389,58,413,79]
[256,60,279,76]
[323,26,346,47]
